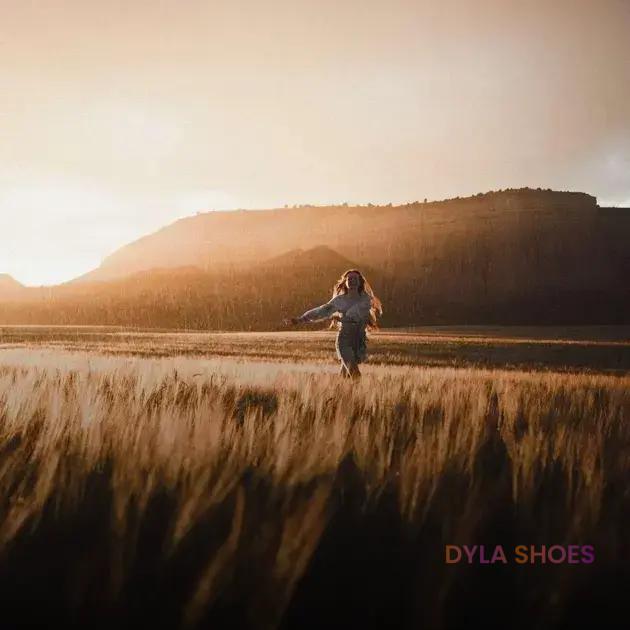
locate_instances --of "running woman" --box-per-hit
[284,269,383,378]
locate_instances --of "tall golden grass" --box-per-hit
[0,349,628,628]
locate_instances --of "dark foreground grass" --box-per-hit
[0,351,628,629]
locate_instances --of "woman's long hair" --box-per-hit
[329,269,383,331]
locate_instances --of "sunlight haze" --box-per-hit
[1,0,629,285]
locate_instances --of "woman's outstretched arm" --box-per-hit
[294,296,340,323]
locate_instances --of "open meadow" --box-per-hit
[0,326,628,628]
[3,0,629,627]
[2,325,629,372]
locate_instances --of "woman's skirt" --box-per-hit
[335,322,368,365]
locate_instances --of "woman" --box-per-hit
[284,269,383,378]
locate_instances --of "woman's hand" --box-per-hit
[283,317,301,326]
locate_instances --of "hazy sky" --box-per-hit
[1,0,629,285]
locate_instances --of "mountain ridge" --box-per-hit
[0,274,25,297]
[72,187,602,284]
[1,187,627,327]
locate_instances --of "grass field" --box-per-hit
[0,327,628,628]
[2,325,629,373]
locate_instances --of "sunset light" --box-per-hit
[2,0,629,285]
[0,1,628,627]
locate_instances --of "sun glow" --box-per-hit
[0,178,132,286]
[0,175,243,286]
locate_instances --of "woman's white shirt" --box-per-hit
[299,293,372,324]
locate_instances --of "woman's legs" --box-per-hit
[339,362,361,378]
[336,325,363,378]
[338,344,361,378]
[347,361,361,378]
